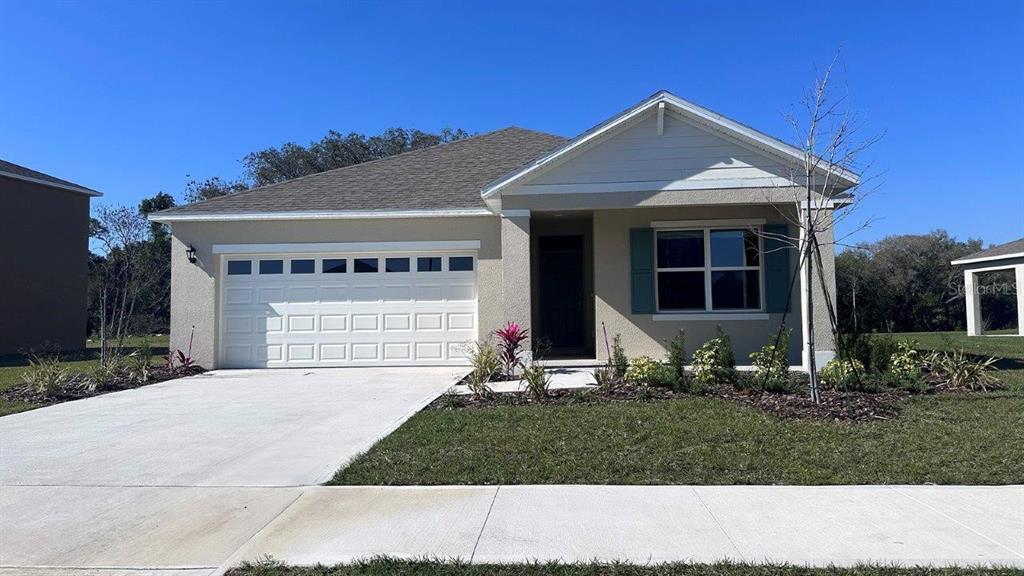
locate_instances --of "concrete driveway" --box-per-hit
[0,367,460,487]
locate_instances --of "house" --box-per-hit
[0,160,100,355]
[951,237,1024,336]
[150,91,857,370]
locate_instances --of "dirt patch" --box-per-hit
[430,380,907,423]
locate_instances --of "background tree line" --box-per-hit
[835,230,1017,334]
[87,127,470,341]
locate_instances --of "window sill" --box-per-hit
[652,312,770,322]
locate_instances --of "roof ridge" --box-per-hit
[161,127,546,213]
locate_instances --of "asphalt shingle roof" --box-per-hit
[156,127,566,216]
[956,238,1024,263]
[0,159,99,194]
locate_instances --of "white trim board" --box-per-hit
[951,253,1024,266]
[653,313,770,322]
[0,170,102,196]
[149,208,494,223]
[212,240,482,255]
[651,218,765,229]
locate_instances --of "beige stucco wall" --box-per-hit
[591,205,825,365]
[0,177,90,355]
[169,216,502,368]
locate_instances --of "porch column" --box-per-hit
[1016,265,1024,336]
[964,269,982,336]
[501,210,532,346]
[799,208,838,371]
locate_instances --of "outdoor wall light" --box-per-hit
[185,245,197,264]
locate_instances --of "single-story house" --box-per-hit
[951,237,1024,336]
[0,159,101,355]
[151,91,856,370]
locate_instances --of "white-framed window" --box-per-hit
[655,227,762,312]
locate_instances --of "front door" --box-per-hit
[538,235,585,355]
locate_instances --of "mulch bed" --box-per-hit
[2,365,206,405]
[430,380,907,423]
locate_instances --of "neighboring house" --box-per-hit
[0,159,100,355]
[151,91,857,370]
[951,238,1024,336]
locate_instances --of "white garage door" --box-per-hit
[218,249,478,368]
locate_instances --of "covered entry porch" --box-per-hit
[952,238,1024,337]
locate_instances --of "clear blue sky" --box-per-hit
[2,0,1021,247]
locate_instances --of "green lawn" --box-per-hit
[228,558,1020,576]
[0,335,169,417]
[332,393,1024,486]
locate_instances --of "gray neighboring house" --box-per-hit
[151,91,857,370]
[0,159,100,355]
[952,238,1024,336]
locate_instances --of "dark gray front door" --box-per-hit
[538,235,585,353]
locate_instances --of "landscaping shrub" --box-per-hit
[869,334,899,373]
[593,365,616,388]
[665,330,686,382]
[837,332,872,370]
[611,334,629,382]
[647,363,680,389]
[818,358,866,389]
[624,356,659,385]
[494,321,529,379]
[888,340,922,380]
[520,361,551,400]
[692,326,737,386]
[749,328,791,383]
[735,371,803,394]
[924,349,1002,391]
[465,340,501,396]
[19,354,74,397]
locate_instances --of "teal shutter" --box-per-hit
[763,223,792,313]
[630,228,655,314]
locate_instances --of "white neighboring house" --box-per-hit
[951,238,1024,336]
[150,91,858,370]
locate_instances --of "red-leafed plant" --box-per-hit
[494,321,529,379]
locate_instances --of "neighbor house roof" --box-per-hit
[951,238,1024,266]
[0,159,101,196]
[151,127,566,221]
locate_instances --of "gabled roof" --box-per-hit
[152,127,566,221]
[951,238,1024,265]
[480,90,861,201]
[0,159,101,196]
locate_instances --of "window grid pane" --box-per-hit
[657,230,704,269]
[385,257,410,273]
[290,259,315,274]
[227,260,251,275]
[259,260,283,274]
[354,258,378,273]
[417,257,442,272]
[449,256,474,271]
[323,259,347,273]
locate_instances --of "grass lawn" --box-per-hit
[332,393,1024,486]
[0,334,169,417]
[228,558,1021,576]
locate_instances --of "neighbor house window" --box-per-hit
[655,228,761,312]
[259,259,283,274]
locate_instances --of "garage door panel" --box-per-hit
[221,250,477,368]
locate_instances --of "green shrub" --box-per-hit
[611,334,629,382]
[665,330,686,381]
[520,361,551,400]
[647,363,680,389]
[624,356,659,384]
[691,327,737,386]
[869,334,899,373]
[593,365,616,388]
[20,355,73,397]
[464,340,501,396]
[749,328,791,383]
[888,340,922,380]
[837,332,872,370]
[877,370,928,394]
[924,349,1002,391]
[818,358,865,388]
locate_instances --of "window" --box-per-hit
[354,258,378,273]
[385,257,410,272]
[227,260,251,275]
[323,258,347,274]
[290,259,315,274]
[417,257,442,272]
[449,256,474,271]
[259,259,283,274]
[655,228,761,312]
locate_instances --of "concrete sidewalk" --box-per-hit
[4,485,1022,575]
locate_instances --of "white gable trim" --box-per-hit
[480,90,860,200]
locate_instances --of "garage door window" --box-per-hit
[385,257,410,272]
[259,260,283,274]
[449,256,474,271]
[290,259,315,274]
[323,259,347,273]
[227,260,251,275]
[418,257,442,272]
[354,258,378,273]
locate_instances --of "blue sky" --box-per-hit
[2,0,1021,247]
